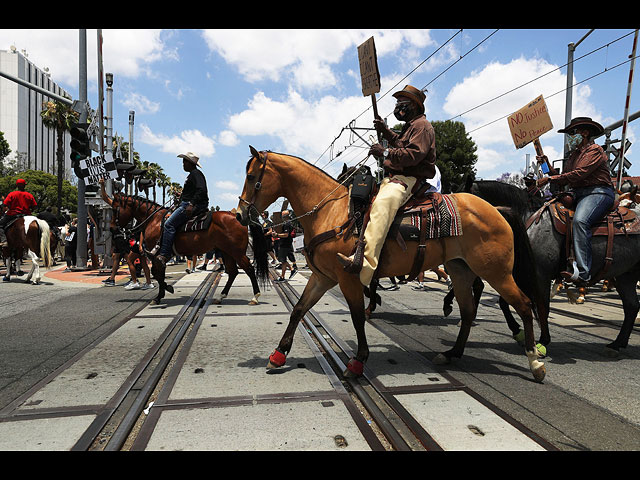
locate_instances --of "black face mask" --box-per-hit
[393,101,413,121]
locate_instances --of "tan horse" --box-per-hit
[236,147,546,383]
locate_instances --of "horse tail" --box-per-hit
[249,223,269,285]
[36,219,53,268]
[498,206,543,321]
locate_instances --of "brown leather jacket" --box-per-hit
[550,141,613,189]
[382,114,437,180]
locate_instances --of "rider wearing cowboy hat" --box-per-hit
[0,178,38,248]
[337,84,437,286]
[156,152,209,266]
[535,116,614,286]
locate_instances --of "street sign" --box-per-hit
[507,95,553,149]
[607,139,632,174]
[79,152,118,185]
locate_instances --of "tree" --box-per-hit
[40,100,79,211]
[431,120,478,193]
[0,170,78,213]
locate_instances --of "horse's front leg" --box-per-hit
[338,275,369,378]
[268,273,335,369]
[2,254,10,282]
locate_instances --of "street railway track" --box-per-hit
[1,266,560,450]
[75,271,222,450]
[268,270,554,451]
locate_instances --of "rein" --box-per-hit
[239,150,371,230]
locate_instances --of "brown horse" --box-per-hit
[1,216,52,284]
[236,147,546,383]
[100,186,268,305]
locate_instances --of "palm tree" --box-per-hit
[40,100,79,211]
[157,171,171,206]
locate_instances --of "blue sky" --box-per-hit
[1,28,638,211]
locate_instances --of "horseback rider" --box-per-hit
[337,84,437,286]
[156,152,209,266]
[535,117,614,286]
[0,178,38,248]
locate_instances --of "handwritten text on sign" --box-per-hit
[507,95,553,149]
[357,37,381,97]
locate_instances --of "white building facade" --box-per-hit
[0,47,72,178]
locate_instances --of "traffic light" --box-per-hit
[69,122,91,177]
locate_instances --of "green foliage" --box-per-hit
[0,170,78,213]
[432,120,478,193]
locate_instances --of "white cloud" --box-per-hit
[0,29,170,89]
[215,180,240,190]
[121,92,160,115]
[201,29,434,90]
[442,56,598,178]
[217,130,239,147]
[138,124,216,159]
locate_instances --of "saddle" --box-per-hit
[526,194,640,282]
[179,209,212,233]
[305,176,462,281]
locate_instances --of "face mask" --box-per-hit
[393,101,413,121]
[567,133,583,150]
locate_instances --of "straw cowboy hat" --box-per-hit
[558,117,604,138]
[392,85,426,114]
[178,152,202,167]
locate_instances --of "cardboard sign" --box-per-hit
[507,95,553,149]
[357,37,381,97]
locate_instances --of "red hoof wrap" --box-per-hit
[347,358,364,376]
[269,349,286,367]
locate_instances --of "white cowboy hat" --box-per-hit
[177,152,202,167]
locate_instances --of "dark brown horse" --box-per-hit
[100,184,268,305]
[237,147,546,383]
[1,215,52,284]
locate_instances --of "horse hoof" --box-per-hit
[532,364,546,383]
[603,346,620,358]
[248,299,258,305]
[443,305,453,317]
[212,297,222,305]
[432,353,450,365]
[513,329,525,346]
[526,350,546,383]
[165,285,174,294]
[267,349,286,369]
[343,358,364,378]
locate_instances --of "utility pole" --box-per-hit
[76,29,89,269]
[129,110,135,195]
[616,29,638,190]
[564,29,594,166]
[102,71,114,269]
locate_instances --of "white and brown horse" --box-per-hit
[2,216,52,284]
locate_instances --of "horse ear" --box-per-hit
[342,163,347,174]
[249,145,262,162]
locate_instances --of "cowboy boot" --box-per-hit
[336,238,366,274]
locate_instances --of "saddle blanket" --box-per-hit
[180,210,212,233]
[401,194,463,239]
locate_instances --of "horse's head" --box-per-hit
[236,146,281,226]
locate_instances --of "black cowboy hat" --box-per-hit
[392,85,426,114]
[558,117,604,137]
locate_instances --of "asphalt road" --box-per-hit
[360,275,640,450]
[2,263,640,450]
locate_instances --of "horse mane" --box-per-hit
[247,150,343,188]
[113,193,166,212]
[470,180,544,215]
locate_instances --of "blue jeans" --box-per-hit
[572,185,615,281]
[159,201,191,258]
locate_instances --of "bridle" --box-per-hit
[238,151,269,226]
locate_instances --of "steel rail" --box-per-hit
[270,272,440,450]
[73,271,220,451]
